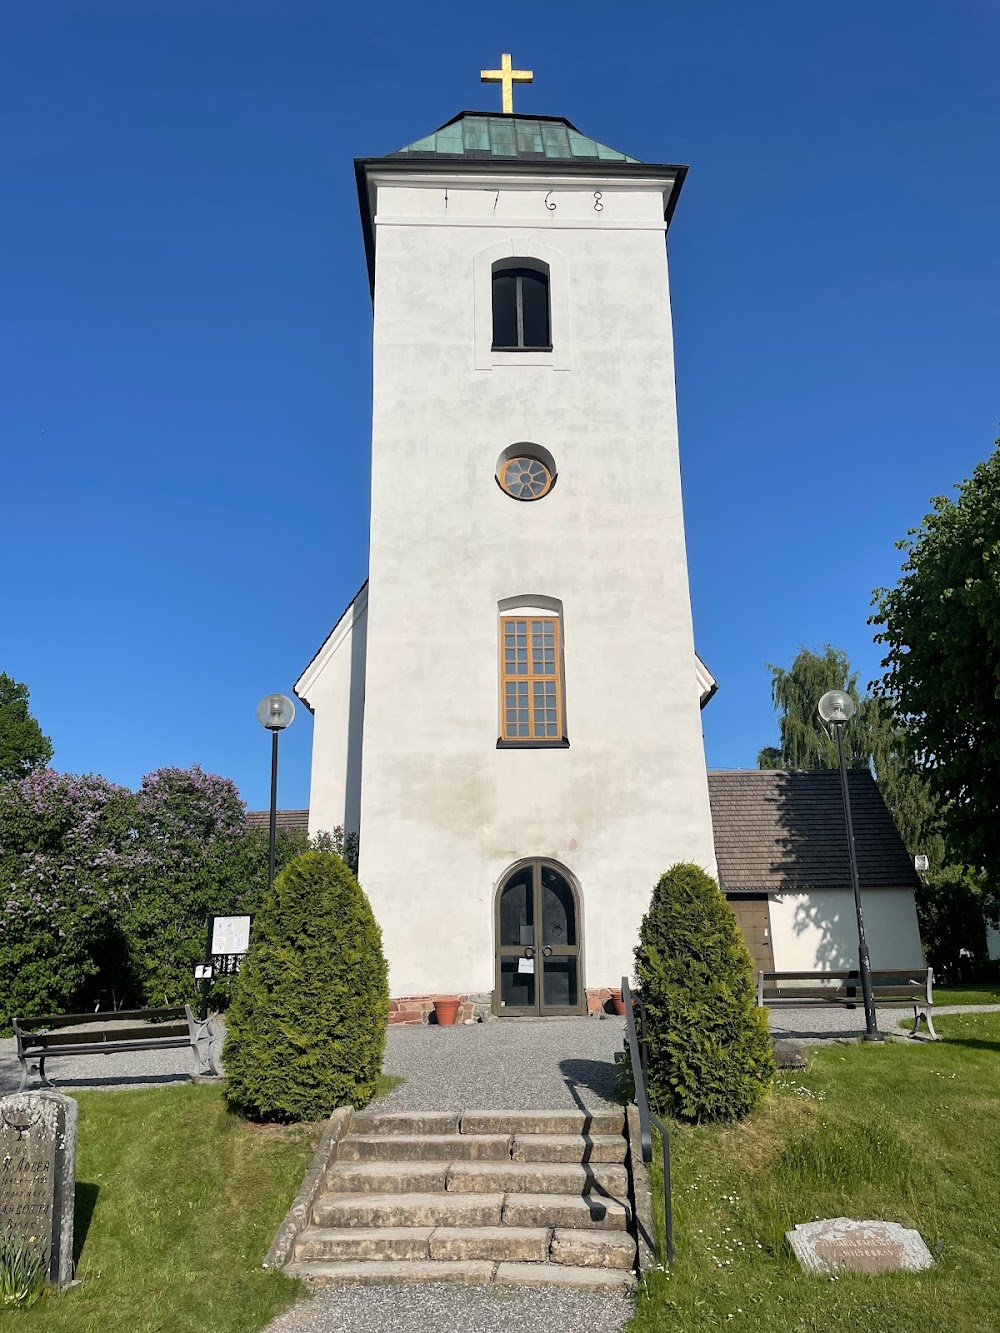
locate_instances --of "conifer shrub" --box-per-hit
[635,862,775,1123]
[223,850,389,1122]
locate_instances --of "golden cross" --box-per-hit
[480,52,533,115]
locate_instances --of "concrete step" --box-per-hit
[338,1133,512,1163]
[286,1259,496,1287]
[325,1162,448,1193]
[351,1111,461,1136]
[446,1161,630,1197]
[550,1228,636,1270]
[293,1224,633,1267]
[295,1228,433,1263]
[427,1226,550,1263]
[313,1191,505,1229]
[501,1192,630,1231]
[326,1159,630,1197]
[461,1110,625,1137]
[495,1262,636,1292]
[285,1259,636,1291]
[511,1134,627,1164]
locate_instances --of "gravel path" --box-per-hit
[6,1004,999,1098]
[768,1002,1000,1041]
[263,1280,633,1333]
[379,1017,625,1111]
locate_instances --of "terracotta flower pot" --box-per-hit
[610,989,626,1016]
[433,997,461,1026]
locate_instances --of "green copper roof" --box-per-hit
[389,112,640,164]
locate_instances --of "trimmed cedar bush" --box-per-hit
[635,862,774,1123]
[223,850,389,1122]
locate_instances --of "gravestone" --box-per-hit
[787,1217,934,1275]
[0,1091,77,1286]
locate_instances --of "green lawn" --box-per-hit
[9,1085,321,1333]
[628,1011,1000,1333]
[934,981,1000,1006]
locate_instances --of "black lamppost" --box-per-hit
[256,694,295,890]
[818,690,884,1042]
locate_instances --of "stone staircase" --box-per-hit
[284,1108,638,1290]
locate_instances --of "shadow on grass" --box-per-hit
[73,1182,100,1266]
[937,1037,1000,1052]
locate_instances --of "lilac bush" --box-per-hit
[0,765,308,1028]
[0,770,134,1027]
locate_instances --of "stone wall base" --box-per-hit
[388,992,493,1025]
[388,989,622,1021]
[586,987,624,1017]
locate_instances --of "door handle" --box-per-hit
[524,947,535,958]
[542,946,553,957]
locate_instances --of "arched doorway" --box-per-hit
[494,861,584,1016]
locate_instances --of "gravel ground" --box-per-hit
[5,1004,999,1099]
[263,1281,633,1333]
[768,1002,1000,1041]
[379,1017,625,1111]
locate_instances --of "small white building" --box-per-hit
[708,770,923,976]
[295,106,923,1019]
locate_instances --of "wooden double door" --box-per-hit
[495,861,584,1016]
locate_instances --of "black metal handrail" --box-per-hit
[622,975,674,1264]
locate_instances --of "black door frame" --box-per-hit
[493,858,585,1017]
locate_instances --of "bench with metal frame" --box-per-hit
[13,1004,219,1092]
[757,967,937,1039]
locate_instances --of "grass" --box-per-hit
[628,1011,1000,1333]
[7,1085,322,1333]
[934,981,1000,1006]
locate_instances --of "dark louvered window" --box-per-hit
[492,266,551,351]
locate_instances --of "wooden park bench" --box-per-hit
[13,1004,220,1092]
[757,967,937,1039]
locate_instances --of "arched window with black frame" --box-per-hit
[492,261,551,352]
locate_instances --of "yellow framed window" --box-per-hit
[500,616,563,741]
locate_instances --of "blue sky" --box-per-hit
[3,1,998,810]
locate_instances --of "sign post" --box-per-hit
[197,915,253,1018]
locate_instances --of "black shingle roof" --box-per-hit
[708,769,919,893]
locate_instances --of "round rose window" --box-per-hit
[499,455,554,501]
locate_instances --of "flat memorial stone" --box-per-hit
[0,1091,77,1286]
[787,1217,934,1275]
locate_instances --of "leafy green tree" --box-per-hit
[757,646,943,857]
[872,440,1000,883]
[757,646,878,770]
[759,645,994,970]
[224,851,389,1122]
[916,865,990,981]
[0,673,53,781]
[635,863,774,1123]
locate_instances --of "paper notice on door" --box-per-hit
[518,958,535,974]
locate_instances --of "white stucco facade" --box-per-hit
[767,890,924,972]
[297,583,367,840]
[299,153,718,1005]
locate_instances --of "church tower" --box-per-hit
[296,67,718,1017]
